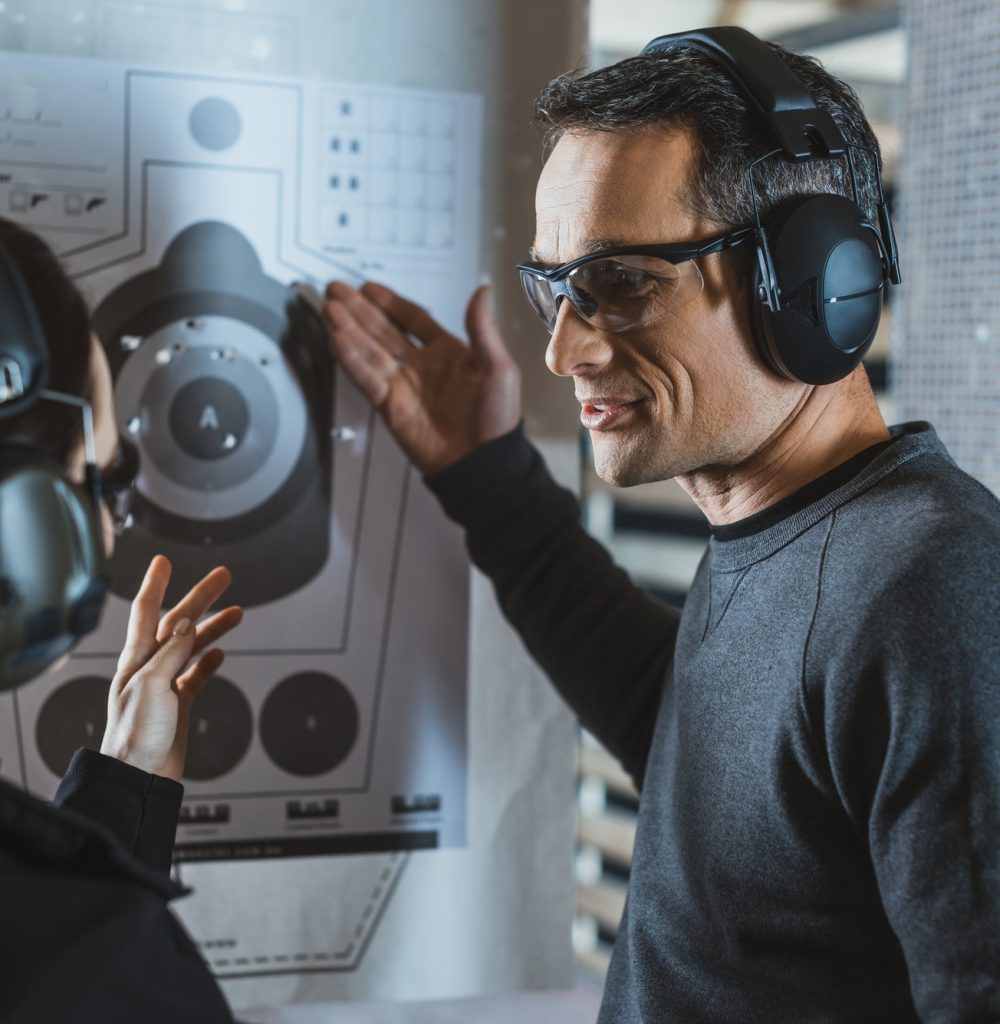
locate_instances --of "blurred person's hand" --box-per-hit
[101,556,243,782]
[324,281,521,475]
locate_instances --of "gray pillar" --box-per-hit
[893,0,1000,493]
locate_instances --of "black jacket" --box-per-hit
[0,748,234,1023]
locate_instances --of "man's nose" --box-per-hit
[544,299,614,377]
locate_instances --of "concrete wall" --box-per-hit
[893,0,1000,493]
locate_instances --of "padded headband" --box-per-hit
[641,26,847,161]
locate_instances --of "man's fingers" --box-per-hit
[191,606,243,658]
[324,298,401,406]
[177,648,224,699]
[119,555,172,674]
[157,566,232,643]
[465,284,512,370]
[360,281,449,347]
[326,282,412,360]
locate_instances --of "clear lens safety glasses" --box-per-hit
[516,227,753,334]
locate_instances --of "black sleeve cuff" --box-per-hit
[54,748,183,876]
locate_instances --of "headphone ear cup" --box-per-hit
[749,193,885,385]
[0,453,107,690]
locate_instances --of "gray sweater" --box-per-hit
[428,421,1000,1023]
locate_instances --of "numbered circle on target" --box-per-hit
[259,672,359,777]
[35,676,110,778]
[182,675,254,782]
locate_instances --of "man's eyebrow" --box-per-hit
[527,238,629,266]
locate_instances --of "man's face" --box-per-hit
[532,128,802,486]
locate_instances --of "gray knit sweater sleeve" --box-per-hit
[804,457,1000,1021]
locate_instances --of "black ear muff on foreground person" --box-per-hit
[0,238,108,687]
[643,27,901,385]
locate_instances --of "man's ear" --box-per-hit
[700,247,750,310]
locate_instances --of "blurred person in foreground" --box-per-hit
[0,217,243,1023]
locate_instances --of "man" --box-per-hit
[323,35,1000,1024]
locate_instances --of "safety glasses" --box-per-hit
[516,227,753,334]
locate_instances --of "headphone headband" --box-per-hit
[641,26,846,160]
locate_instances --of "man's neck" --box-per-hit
[678,378,891,527]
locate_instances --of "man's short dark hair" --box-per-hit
[533,43,883,244]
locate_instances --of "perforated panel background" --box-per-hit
[893,0,1000,494]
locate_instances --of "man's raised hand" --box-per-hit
[323,281,521,475]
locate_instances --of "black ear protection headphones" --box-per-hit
[642,27,901,385]
[0,239,108,690]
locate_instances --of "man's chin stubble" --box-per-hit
[591,427,705,487]
[593,442,671,488]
